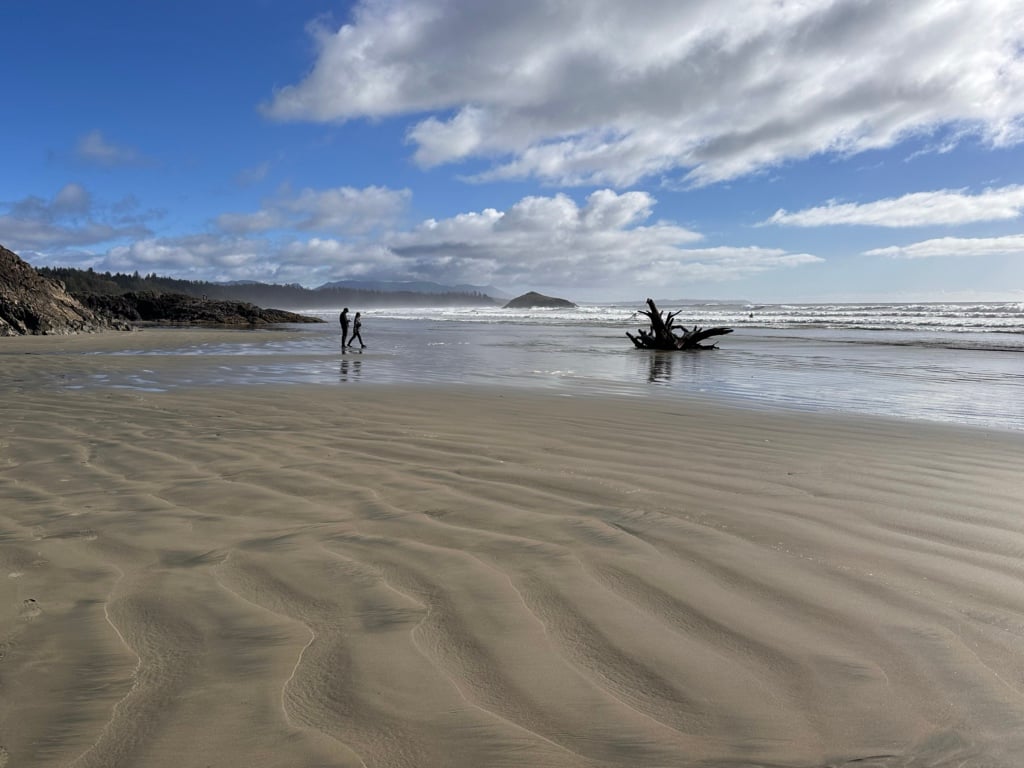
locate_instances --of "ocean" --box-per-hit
[88,300,1024,432]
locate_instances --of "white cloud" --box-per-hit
[379,190,819,289]
[279,239,404,283]
[100,234,403,286]
[216,185,410,235]
[80,189,820,291]
[0,184,150,250]
[766,185,1024,227]
[75,130,144,167]
[865,235,1024,259]
[263,0,1024,186]
[105,236,281,281]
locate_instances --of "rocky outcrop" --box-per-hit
[503,291,577,309]
[0,244,123,336]
[1,243,324,334]
[80,291,324,325]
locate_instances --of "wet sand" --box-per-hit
[2,333,1024,767]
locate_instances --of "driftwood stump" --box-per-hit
[626,298,732,350]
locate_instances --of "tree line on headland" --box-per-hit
[36,266,501,309]
[3,243,504,335]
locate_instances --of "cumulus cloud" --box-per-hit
[278,238,405,283]
[766,185,1024,227]
[263,0,1024,186]
[104,235,283,282]
[865,235,1024,259]
[378,190,820,289]
[81,189,820,291]
[97,234,403,286]
[81,234,362,286]
[75,130,145,167]
[0,184,151,250]
[216,185,410,236]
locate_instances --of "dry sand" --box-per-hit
[2,334,1024,767]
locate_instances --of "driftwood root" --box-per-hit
[627,298,732,351]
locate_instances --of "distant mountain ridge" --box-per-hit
[318,278,509,299]
[35,266,502,309]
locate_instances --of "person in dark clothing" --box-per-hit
[348,312,365,348]
[339,307,350,347]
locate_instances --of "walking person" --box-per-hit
[348,311,366,348]
[339,307,350,348]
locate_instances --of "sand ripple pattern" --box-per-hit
[2,383,1023,767]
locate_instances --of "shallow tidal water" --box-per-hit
[53,312,1024,432]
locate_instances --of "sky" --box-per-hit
[2,0,1024,303]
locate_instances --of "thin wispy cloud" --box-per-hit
[0,183,151,250]
[865,235,1024,259]
[75,130,145,167]
[216,185,411,236]
[235,162,271,187]
[264,0,1024,187]
[765,186,1024,227]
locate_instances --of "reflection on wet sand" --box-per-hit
[339,356,362,382]
[647,352,674,383]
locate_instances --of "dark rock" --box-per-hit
[503,291,577,309]
[80,291,324,326]
[0,244,126,336]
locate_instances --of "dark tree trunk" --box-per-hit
[626,298,732,350]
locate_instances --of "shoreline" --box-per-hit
[3,326,1022,435]
[3,350,1024,766]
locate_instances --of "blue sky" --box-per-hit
[2,0,1023,302]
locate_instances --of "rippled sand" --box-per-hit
[2,335,1024,767]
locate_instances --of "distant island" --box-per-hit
[504,291,577,309]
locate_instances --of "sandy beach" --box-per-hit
[3,333,1024,767]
